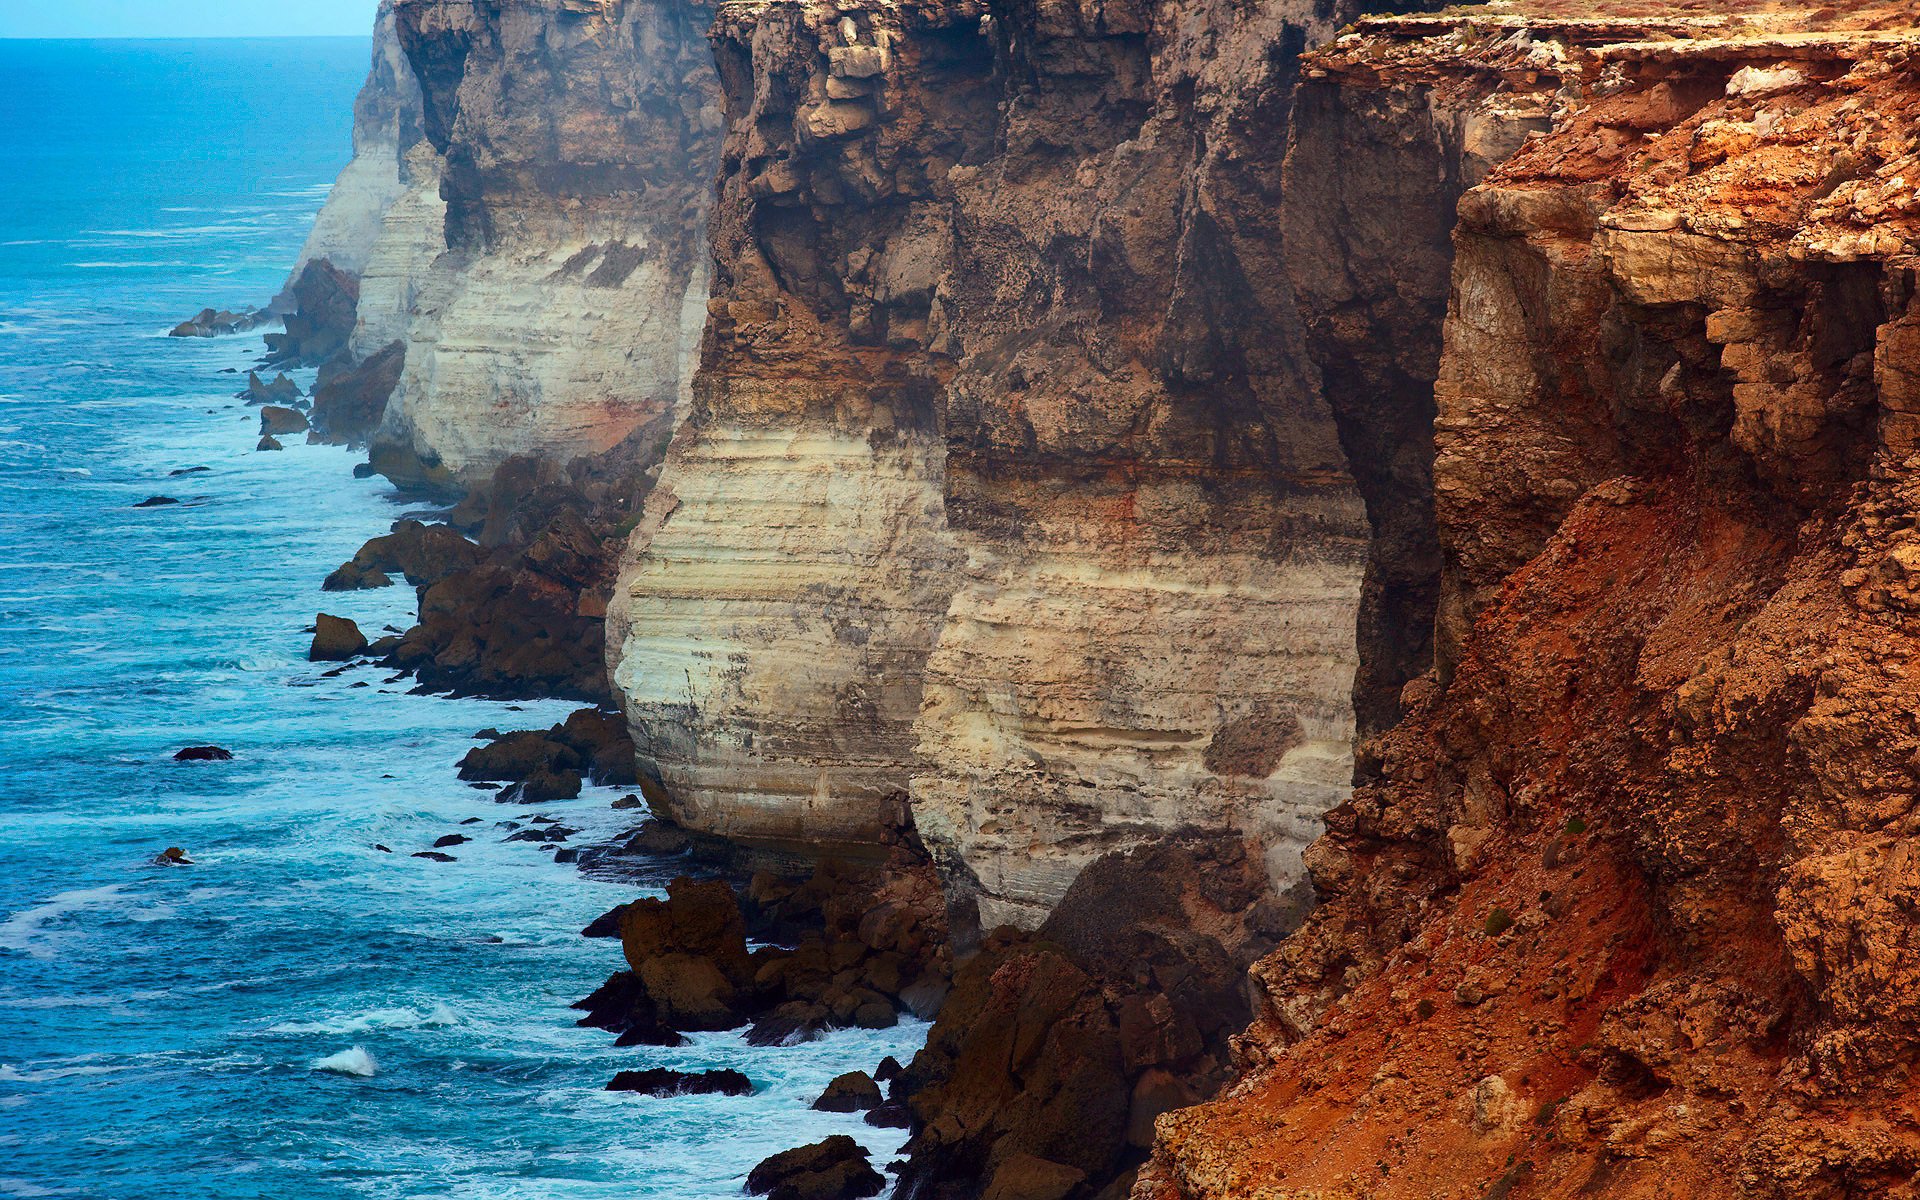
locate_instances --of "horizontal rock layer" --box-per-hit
[370,0,725,489]
[608,0,1415,925]
[1149,8,1920,1198]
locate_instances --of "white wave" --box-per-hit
[271,1004,458,1035]
[310,1047,377,1077]
[0,885,125,959]
[0,1062,127,1083]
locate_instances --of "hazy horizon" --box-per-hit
[0,0,378,39]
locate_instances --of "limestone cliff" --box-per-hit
[1146,6,1920,1197]
[372,0,725,490]
[285,1,426,295]
[609,0,1422,923]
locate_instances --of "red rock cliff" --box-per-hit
[1147,6,1920,1197]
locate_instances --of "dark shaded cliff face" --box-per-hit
[377,0,724,486]
[1149,10,1920,1198]
[611,0,1462,929]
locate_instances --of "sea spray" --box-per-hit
[310,1046,377,1077]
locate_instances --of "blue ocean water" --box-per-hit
[0,39,919,1200]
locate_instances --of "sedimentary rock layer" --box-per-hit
[611,0,1420,919]
[1148,8,1920,1197]
[285,1,426,292]
[374,0,725,489]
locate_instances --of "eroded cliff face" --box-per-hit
[1148,8,1920,1197]
[610,0,1434,921]
[375,0,725,490]
[286,1,427,294]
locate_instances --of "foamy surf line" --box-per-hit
[0,885,127,959]
[271,1004,459,1035]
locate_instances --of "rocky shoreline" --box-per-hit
[170,0,1920,1194]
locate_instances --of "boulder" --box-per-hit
[605,1068,754,1097]
[498,769,582,804]
[309,614,368,661]
[458,732,580,781]
[812,1071,883,1113]
[746,1137,885,1200]
[323,561,394,591]
[621,821,692,857]
[270,258,358,366]
[169,306,263,338]
[618,878,755,1031]
[433,834,470,849]
[865,1102,912,1129]
[173,745,233,761]
[259,405,309,437]
[412,851,457,863]
[241,371,302,405]
[570,970,688,1048]
[256,435,283,452]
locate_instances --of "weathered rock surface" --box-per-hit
[606,1067,753,1097]
[610,0,1395,922]
[309,340,405,446]
[895,836,1287,1200]
[746,1136,885,1200]
[283,0,426,289]
[1148,8,1920,1199]
[373,452,653,703]
[368,0,723,489]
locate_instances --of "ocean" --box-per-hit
[0,38,919,1200]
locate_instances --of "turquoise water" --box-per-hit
[0,38,919,1199]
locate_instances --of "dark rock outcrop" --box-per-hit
[605,1068,754,1097]
[746,1137,885,1200]
[309,614,368,662]
[309,340,405,446]
[812,1071,883,1113]
[169,307,267,338]
[259,406,310,437]
[265,258,359,368]
[895,837,1284,1200]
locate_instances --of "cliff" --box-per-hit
[608,0,1427,926]
[371,0,725,490]
[284,2,426,296]
[1147,6,1920,1197]
[273,0,1920,1194]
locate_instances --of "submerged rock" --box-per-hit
[309,614,368,661]
[605,1068,754,1097]
[173,746,233,761]
[411,851,457,863]
[133,496,179,508]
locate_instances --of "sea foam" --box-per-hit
[310,1047,377,1077]
[273,1004,458,1035]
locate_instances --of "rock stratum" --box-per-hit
[1141,5,1920,1198]
[605,0,1410,928]
[283,0,1920,1194]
